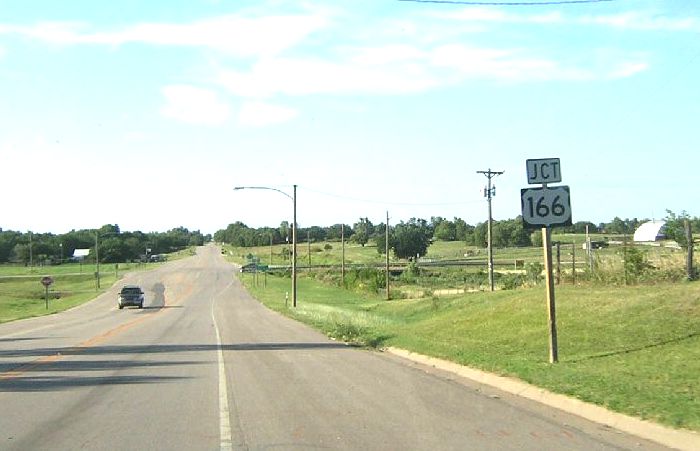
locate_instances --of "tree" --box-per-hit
[454,217,474,243]
[568,221,599,234]
[326,224,352,241]
[434,219,456,241]
[352,218,373,247]
[100,237,129,263]
[375,223,388,255]
[0,230,21,263]
[492,218,531,247]
[664,210,692,249]
[389,218,432,259]
[473,222,487,248]
[604,217,640,235]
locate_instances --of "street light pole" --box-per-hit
[234,185,298,308]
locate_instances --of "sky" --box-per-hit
[1,0,699,235]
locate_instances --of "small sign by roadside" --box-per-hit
[41,276,54,310]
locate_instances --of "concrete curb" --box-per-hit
[385,347,699,451]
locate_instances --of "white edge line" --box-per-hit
[212,293,234,451]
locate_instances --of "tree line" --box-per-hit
[215,212,699,260]
[0,225,209,265]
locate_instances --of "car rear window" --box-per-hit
[120,287,142,295]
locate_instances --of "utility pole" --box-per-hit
[95,232,100,289]
[477,169,504,291]
[307,230,311,268]
[341,223,346,286]
[292,184,297,308]
[686,219,695,281]
[386,211,390,300]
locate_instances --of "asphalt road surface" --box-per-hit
[0,246,669,450]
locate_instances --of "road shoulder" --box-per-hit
[385,347,699,451]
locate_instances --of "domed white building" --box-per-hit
[633,220,666,242]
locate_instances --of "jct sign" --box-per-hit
[521,157,572,364]
[526,158,561,185]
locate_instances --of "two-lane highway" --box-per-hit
[0,246,668,450]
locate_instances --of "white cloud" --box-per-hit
[609,61,649,79]
[430,44,591,82]
[436,7,700,32]
[0,14,327,57]
[350,45,427,65]
[237,101,298,127]
[217,42,600,99]
[218,55,439,98]
[435,7,564,25]
[582,12,699,31]
[160,85,230,126]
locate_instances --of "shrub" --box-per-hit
[526,262,544,284]
[500,273,525,290]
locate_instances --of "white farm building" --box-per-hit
[633,220,666,242]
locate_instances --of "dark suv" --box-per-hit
[118,285,144,309]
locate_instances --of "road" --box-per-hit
[0,246,668,450]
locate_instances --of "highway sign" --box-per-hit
[526,158,561,185]
[521,185,572,228]
[41,276,54,287]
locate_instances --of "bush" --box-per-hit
[526,262,544,284]
[344,268,385,293]
[500,273,525,290]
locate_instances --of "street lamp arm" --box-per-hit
[233,184,298,308]
[233,186,293,201]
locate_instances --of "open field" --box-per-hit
[0,247,196,323]
[224,234,689,267]
[224,234,692,296]
[240,271,700,432]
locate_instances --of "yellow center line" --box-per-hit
[0,290,186,381]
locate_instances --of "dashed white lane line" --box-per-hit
[212,290,233,451]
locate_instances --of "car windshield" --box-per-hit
[120,287,141,295]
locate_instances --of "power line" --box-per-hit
[301,185,482,207]
[398,0,614,5]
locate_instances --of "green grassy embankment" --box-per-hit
[241,271,700,432]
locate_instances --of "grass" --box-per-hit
[0,247,197,323]
[241,271,700,432]
[0,272,121,322]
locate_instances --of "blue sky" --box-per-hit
[1,0,698,234]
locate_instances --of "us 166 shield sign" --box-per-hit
[521,185,572,229]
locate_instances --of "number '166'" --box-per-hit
[525,195,566,218]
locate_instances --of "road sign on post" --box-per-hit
[41,276,54,310]
[521,186,572,229]
[522,158,572,364]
